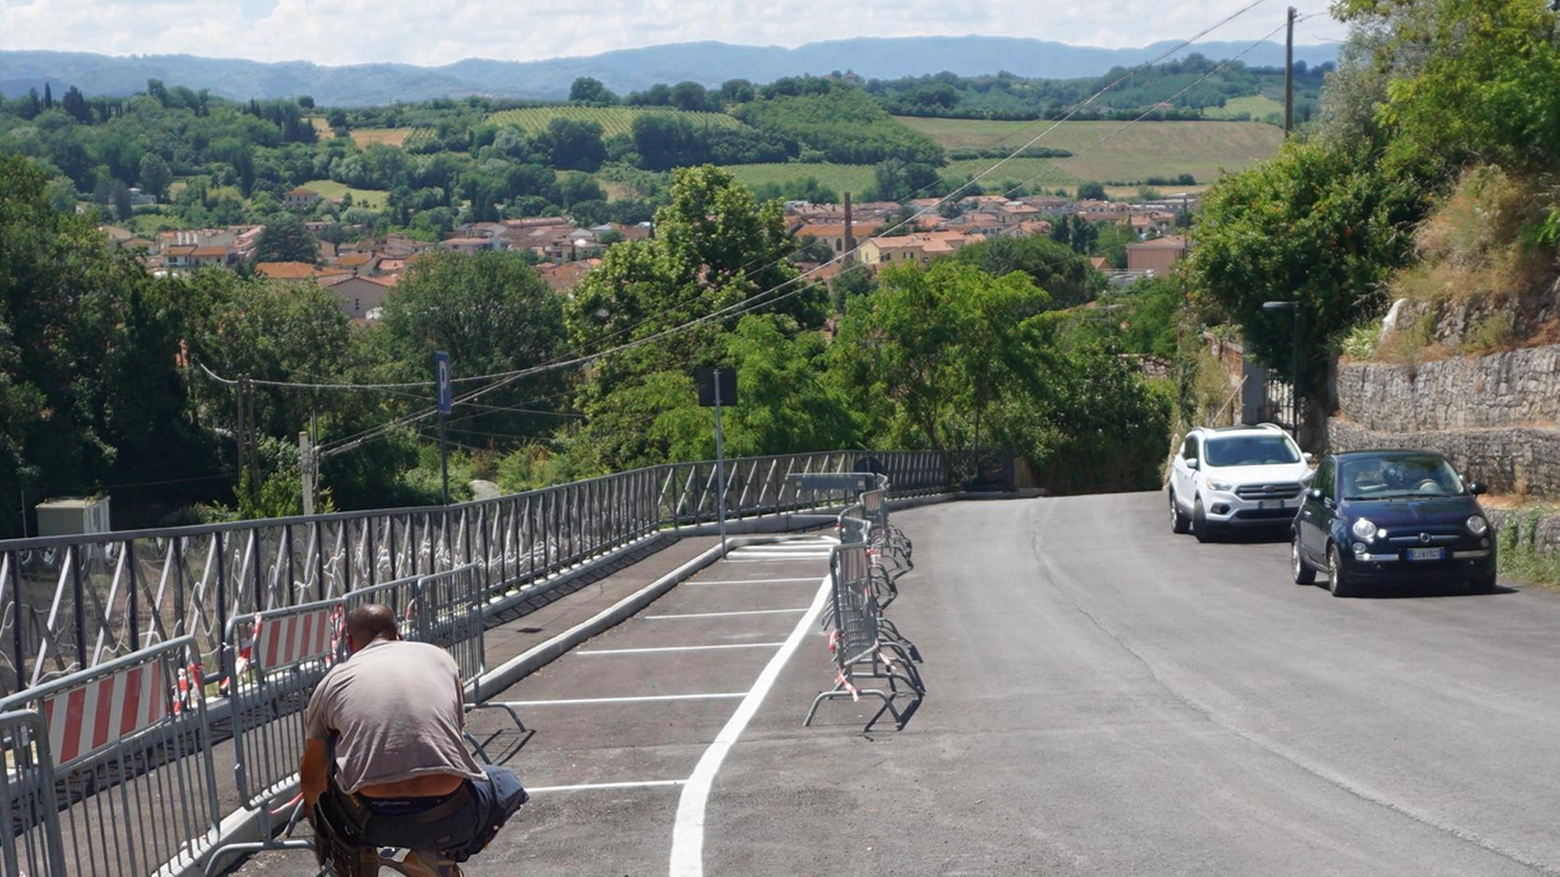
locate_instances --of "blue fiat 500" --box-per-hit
[1291,450,1497,597]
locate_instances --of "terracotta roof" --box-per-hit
[164,245,197,256]
[191,246,229,257]
[255,261,321,280]
[1127,235,1188,250]
[334,252,376,267]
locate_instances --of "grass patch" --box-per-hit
[299,179,389,209]
[898,117,1283,186]
[488,106,746,139]
[1497,504,1560,588]
[350,128,414,148]
[720,163,878,196]
[1202,95,1286,121]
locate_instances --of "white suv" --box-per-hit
[1168,424,1315,542]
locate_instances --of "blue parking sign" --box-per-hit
[435,351,452,414]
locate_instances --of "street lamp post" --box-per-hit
[1261,300,1301,441]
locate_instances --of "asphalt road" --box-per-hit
[239,493,1560,876]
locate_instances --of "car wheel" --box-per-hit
[1328,543,1355,597]
[1470,573,1497,594]
[1170,490,1190,534]
[1192,497,1213,543]
[1291,533,1316,584]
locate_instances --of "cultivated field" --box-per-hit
[349,128,415,148]
[300,179,389,209]
[899,117,1283,185]
[488,106,747,138]
[1202,95,1286,121]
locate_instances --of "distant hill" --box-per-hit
[0,37,1339,107]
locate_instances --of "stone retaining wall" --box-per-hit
[1327,418,1560,498]
[1335,345,1560,433]
[1486,507,1560,555]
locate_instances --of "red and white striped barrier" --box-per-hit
[254,608,335,670]
[41,661,168,765]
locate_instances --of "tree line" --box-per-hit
[0,157,1176,537]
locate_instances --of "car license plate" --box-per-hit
[1409,547,1444,561]
[1258,500,1286,510]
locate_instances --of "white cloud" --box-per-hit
[0,0,1347,66]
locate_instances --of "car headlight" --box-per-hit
[1352,518,1378,541]
[1467,515,1489,536]
[1205,480,1234,492]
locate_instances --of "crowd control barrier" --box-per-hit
[0,635,222,877]
[1,708,66,877]
[417,564,527,762]
[805,542,924,731]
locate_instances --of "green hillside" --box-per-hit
[487,106,746,138]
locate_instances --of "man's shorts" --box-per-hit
[320,766,528,862]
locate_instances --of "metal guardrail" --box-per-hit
[1,708,66,877]
[0,449,977,697]
[0,635,222,877]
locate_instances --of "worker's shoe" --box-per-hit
[398,850,463,877]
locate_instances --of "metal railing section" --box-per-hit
[1,708,67,877]
[0,635,222,877]
[0,449,982,696]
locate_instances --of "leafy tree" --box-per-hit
[542,118,607,172]
[953,232,1104,309]
[377,250,569,445]
[1185,139,1423,401]
[138,152,172,200]
[253,213,320,264]
[569,77,618,105]
[1335,0,1560,174]
[1076,181,1107,201]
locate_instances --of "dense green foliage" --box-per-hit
[864,56,1331,123]
[733,79,946,166]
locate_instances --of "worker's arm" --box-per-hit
[300,738,329,808]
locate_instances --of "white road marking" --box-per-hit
[491,693,747,707]
[684,577,817,586]
[646,608,809,620]
[722,556,831,563]
[668,568,833,877]
[527,779,686,793]
[576,643,785,655]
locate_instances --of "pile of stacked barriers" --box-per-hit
[805,478,924,731]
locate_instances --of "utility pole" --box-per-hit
[1284,6,1298,137]
[299,430,315,517]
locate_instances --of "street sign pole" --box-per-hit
[713,368,728,555]
[435,351,452,506]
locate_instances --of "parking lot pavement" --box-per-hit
[221,533,839,876]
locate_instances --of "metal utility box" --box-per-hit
[35,496,112,537]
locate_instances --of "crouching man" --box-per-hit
[300,604,527,877]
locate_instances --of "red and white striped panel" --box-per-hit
[255,609,334,669]
[863,491,883,513]
[42,662,169,766]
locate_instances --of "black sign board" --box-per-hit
[696,367,738,407]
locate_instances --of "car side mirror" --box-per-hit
[1302,452,1314,463]
[1468,481,1488,496]
[1187,458,1200,471]
[1307,488,1324,501]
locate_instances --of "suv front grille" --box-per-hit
[1235,483,1303,500]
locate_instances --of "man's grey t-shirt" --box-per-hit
[304,639,484,794]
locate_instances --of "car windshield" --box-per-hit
[1203,434,1300,467]
[1340,455,1466,499]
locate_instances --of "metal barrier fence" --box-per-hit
[1,708,66,877]
[0,449,984,696]
[805,541,924,731]
[0,636,222,877]
[223,598,344,813]
[417,564,527,762]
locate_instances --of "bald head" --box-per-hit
[345,604,400,653]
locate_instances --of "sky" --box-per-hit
[0,0,1350,68]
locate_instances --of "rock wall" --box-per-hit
[1335,346,1560,432]
[1327,419,1560,497]
[1486,507,1560,555]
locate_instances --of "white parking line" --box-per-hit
[723,557,831,563]
[491,693,746,707]
[528,779,687,793]
[645,608,809,620]
[576,642,785,655]
[669,569,833,877]
[684,577,817,586]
